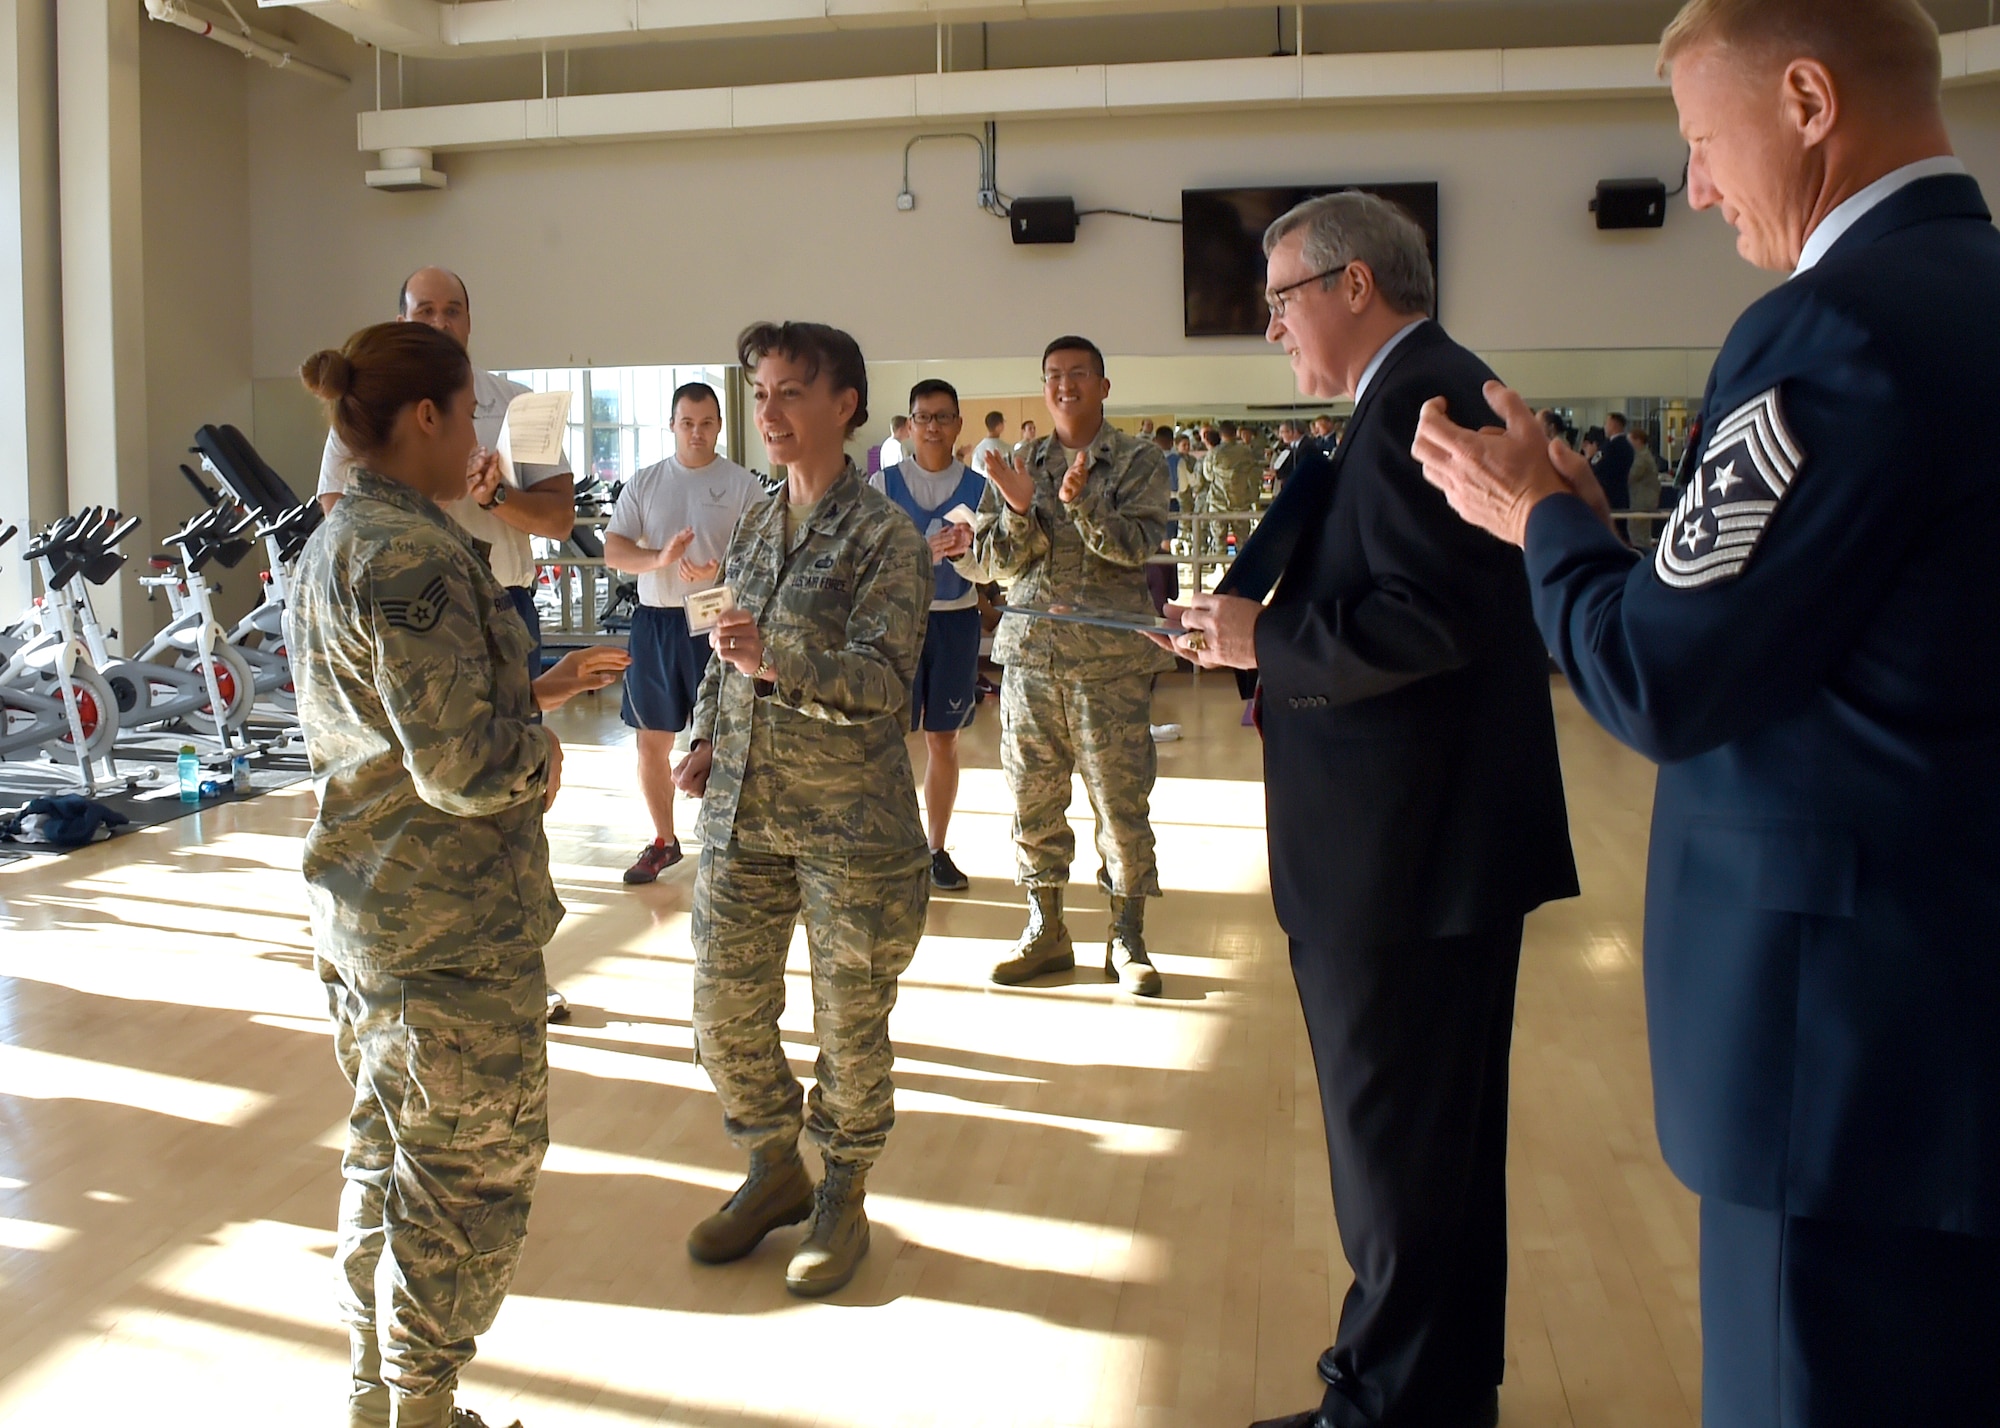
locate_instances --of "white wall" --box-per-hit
[237,59,2000,463]
[138,19,255,631]
[0,0,65,614]
[250,79,1734,370]
[245,76,2000,372]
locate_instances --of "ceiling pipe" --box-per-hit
[143,0,349,88]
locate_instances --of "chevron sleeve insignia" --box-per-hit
[376,574,453,634]
[1654,387,1803,591]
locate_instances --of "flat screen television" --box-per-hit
[1182,183,1440,337]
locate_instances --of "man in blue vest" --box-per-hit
[872,379,988,893]
[1413,1,2000,1422]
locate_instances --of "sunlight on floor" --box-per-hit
[0,677,1694,1428]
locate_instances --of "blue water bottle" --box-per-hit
[178,745,201,804]
[231,752,250,794]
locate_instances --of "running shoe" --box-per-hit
[930,848,970,892]
[624,839,682,884]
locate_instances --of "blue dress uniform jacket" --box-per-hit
[1523,174,2000,1237]
[1245,321,1580,948]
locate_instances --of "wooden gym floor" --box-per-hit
[0,674,1698,1427]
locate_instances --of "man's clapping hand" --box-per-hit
[657,526,697,571]
[1411,381,1610,547]
[928,523,973,561]
[981,447,1037,515]
[1058,447,1090,504]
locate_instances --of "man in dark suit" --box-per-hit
[1163,191,1578,1428]
[1268,418,1306,493]
[1415,2,2000,1423]
[1594,411,1634,514]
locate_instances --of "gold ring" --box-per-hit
[1183,630,1207,653]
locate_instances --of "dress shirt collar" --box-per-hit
[1354,318,1429,405]
[1793,155,1967,277]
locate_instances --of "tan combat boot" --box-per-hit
[991,887,1074,985]
[1106,895,1163,998]
[785,1161,870,1298]
[388,1391,521,1428]
[686,1148,814,1264]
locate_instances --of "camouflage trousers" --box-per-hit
[1189,492,1224,556]
[999,665,1161,897]
[321,950,549,1420]
[691,842,928,1170]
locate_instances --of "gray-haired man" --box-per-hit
[1164,190,1577,1428]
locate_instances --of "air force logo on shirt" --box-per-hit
[1654,388,1803,591]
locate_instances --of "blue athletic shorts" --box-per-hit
[621,605,712,733]
[912,606,981,733]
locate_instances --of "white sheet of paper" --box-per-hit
[684,585,736,634]
[496,391,572,484]
[942,504,978,526]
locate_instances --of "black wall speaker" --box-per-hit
[1591,178,1668,230]
[1010,196,1079,245]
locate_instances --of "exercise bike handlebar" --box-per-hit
[25,512,85,561]
[97,513,142,552]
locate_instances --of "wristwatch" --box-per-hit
[753,655,776,685]
[480,484,509,511]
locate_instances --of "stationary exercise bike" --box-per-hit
[1,514,125,789]
[32,500,255,748]
[120,499,259,747]
[175,463,297,713]
[189,425,322,716]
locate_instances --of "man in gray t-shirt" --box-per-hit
[317,266,576,669]
[603,382,761,884]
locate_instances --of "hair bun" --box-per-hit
[300,349,356,401]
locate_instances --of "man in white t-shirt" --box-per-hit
[317,266,577,670]
[870,379,988,892]
[603,382,762,884]
[1013,419,1039,457]
[878,415,909,471]
[971,411,1010,474]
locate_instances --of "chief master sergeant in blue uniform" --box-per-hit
[1414,2,2000,1424]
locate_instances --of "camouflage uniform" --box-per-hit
[689,462,932,1172]
[966,426,1175,897]
[1186,448,1219,555]
[291,471,559,1425]
[1204,439,1264,556]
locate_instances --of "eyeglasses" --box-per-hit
[1264,262,1354,320]
[908,412,961,428]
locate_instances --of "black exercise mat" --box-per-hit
[0,724,312,858]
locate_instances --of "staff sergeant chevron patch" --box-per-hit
[377,575,452,634]
[1655,388,1803,590]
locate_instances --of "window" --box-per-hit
[498,365,733,484]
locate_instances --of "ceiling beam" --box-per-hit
[267,0,1392,60]
[357,43,1681,152]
